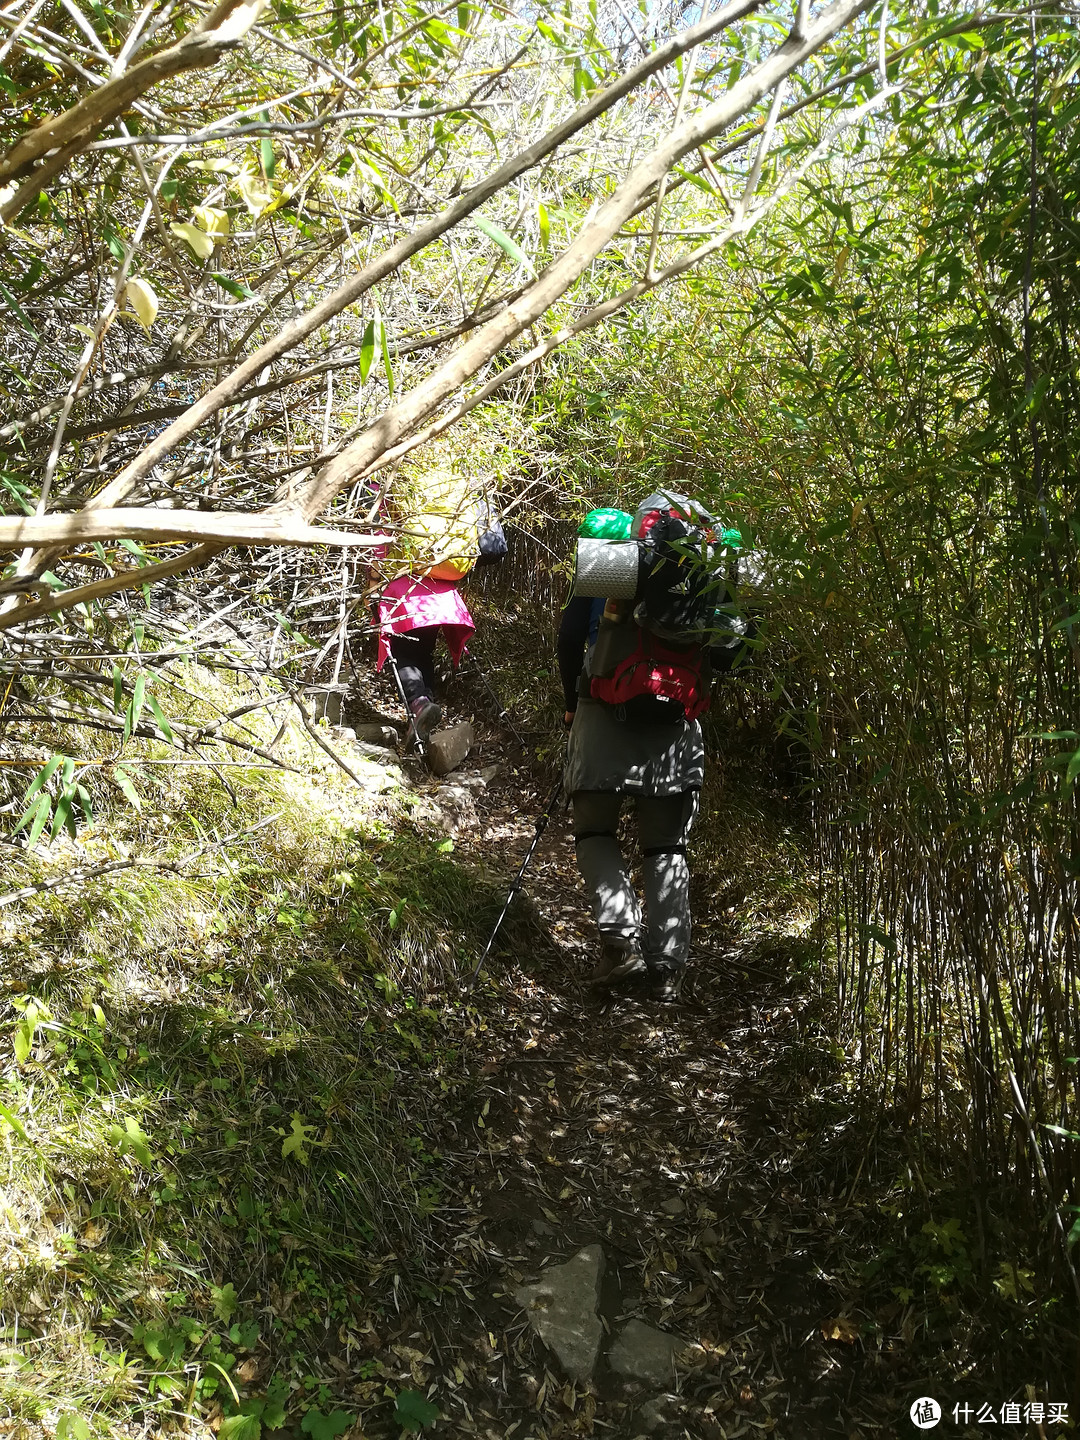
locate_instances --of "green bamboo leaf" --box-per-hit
[0,281,40,339]
[471,215,535,276]
[0,1098,29,1143]
[146,694,174,743]
[125,673,147,741]
[22,793,52,850]
[537,200,550,249]
[49,790,75,841]
[112,664,124,712]
[113,766,142,813]
[358,317,376,384]
[22,753,63,804]
[212,273,256,300]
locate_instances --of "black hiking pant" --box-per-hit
[388,626,439,707]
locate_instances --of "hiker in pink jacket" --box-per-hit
[377,574,475,740]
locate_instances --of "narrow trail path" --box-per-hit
[356,708,917,1440]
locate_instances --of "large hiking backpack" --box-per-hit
[586,491,725,722]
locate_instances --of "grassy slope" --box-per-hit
[0,657,507,1437]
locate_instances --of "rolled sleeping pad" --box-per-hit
[572,535,646,598]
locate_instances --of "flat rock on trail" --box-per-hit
[354,747,918,1440]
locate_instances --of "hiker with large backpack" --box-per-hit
[558,491,741,1002]
[376,472,506,742]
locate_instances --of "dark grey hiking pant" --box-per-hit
[571,789,699,970]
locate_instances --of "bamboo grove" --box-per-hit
[528,6,1080,1319]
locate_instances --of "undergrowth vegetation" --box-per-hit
[0,655,506,1434]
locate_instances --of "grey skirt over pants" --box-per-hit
[565,697,703,971]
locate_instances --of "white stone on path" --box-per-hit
[514,1244,605,1382]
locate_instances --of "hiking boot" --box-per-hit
[591,940,646,987]
[408,696,442,742]
[649,965,685,1003]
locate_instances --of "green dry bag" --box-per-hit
[578,507,632,540]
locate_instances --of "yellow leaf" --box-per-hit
[821,1316,860,1343]
[72,322,97,341]
[193,205,229,238]
[186,159,239,174]
[169,222,214,260]
[124,276,158,330]
[235,172,274,217]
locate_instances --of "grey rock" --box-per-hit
[636,1394,681,1434]
[308,687,347,725]
[609,1320,699,1388]
[353,741,400,764]
[660,1197,685,1217]
[478,762,503,785]
[432,783,479,836]
[427,721,476,777]
[515,1245,605,1382]
[354,722,402,746]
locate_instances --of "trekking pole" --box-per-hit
[468,773,564,987]
[468,653,527,750]
[385,644,426,762]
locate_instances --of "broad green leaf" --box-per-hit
[0,1098,29,1143]
[125,673,147,742]
[0,281,40,339]
[212,1281,239,1321]
[74,784,93,826]
[17,793,52,850]
[109,1115,153,1167]
[169,222,214,260]
[300,1410,352,1440]
[471,215,535,275]
[49,790,75,841]
[219,1417,260,1440]
[394,1388,440,1432]
[22,753,64,804]
[56,1417,91,1440]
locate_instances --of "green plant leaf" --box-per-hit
[113,766,142,812]
[471,214,535,275]
[219,1417,261,1440]
[56,1417,92,1440]
[125,673,147,742]
[394,1388,440,1432]
[146,693,174,742]
[300,1409,352,1440]
[358,317,376,383]
[213,272,257,299]
[212,1282,239,1322]
[281,1112,318,1164]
